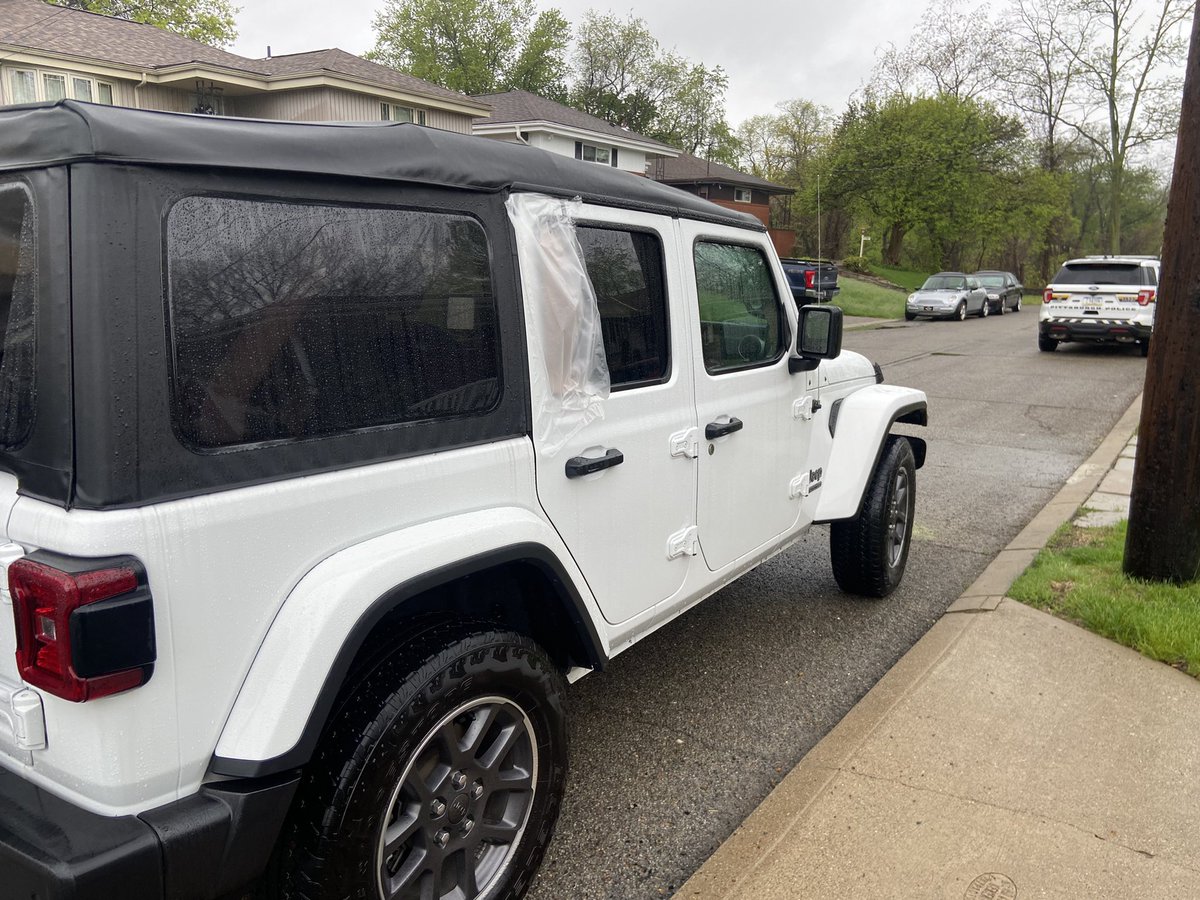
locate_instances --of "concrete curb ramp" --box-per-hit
[679,393,1200,899]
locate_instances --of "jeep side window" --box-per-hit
[576,226,668,390]
[0,182,37,449]
[693,241,784,373]
[166,196,500,449]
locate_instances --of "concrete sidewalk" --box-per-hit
[679,395,1200,899]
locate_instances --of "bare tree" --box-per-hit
[1061,0,1193,252]
[997,0,1090,170]
[868,0,1001,101]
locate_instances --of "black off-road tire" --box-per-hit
[1139,339,1150,358]
[830,436,916,598]
[905,311,917,321]
[280,624,568,900]
[1038,335,1058,352]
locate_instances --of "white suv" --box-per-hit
[0,101,927,900]
[1039,255,1160,355]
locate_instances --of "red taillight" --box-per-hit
[1137,289,1156,306]
[1043,288,1054,304]
[804,270,815,290]
[11,559,144,701]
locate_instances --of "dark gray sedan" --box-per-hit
[905,272,989,321]
[973,270,1024,314]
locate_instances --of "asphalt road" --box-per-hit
[524,308,1148,900]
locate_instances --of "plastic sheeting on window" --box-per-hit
[506,193,609,455]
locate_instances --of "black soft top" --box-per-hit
[0,100,761,230]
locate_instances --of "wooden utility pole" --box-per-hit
[1124,12,1200,584]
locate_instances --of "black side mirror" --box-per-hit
[790,305,843,373]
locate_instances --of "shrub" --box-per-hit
[841,255,872,275]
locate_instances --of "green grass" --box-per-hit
[835,277,906,319]
[1009,520,1200,678]
[871,264,929,292]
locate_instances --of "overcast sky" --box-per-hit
[229,1,927,125]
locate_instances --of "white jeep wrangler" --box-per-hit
[0,101,926,900]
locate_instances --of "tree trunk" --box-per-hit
[1124,12,1200,584]
[1108,161,1123,254]
[883,224,906,265]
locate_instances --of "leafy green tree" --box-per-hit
[828,95,1024,268]
[46,0,237,46]
[369,0,569,98]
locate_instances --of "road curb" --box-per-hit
[953,390,1142,602]
[677,391,1146,900]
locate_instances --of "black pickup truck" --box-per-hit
[780,258,840,305]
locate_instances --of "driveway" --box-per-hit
[525,311,1148,900]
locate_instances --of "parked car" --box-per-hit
[0,101,929,900]
[905,272,989,320]
[973,270,1023,314]
[1038,255,1160,355]
[779,257,840,305]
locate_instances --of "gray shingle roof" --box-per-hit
[0,0,484,109]
[472,90,677,154]
[653,151,794,194]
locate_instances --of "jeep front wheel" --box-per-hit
[830,436,916,598]
[281,627,568,900]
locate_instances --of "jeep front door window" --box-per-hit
[686,229,811,571]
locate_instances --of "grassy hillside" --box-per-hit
[835,276,906,319]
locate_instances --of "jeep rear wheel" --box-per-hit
[830,436,916,598]
[1038,335,1058,352]
[281,626,568,900]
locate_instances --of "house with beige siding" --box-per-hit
[471,90,679,175]
[0,0,489,131]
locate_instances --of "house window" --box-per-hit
[734,188,753,203]
[574,142,618,167]
[381,102,426,125]
[7,67,115,105]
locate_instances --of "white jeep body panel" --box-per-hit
[814,383,929,523]
[0,438,550,814]
[214,506,595,766]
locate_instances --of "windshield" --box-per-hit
[921,275,966,290]
[977,274,1005,287]
[1052,263,1144,286]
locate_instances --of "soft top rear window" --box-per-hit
[0,181,36,449]
[1052,263,1147,286]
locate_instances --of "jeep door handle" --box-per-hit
[565,448,624,478]
[705,417,743,439]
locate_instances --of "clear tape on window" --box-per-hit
[505,193,609,455]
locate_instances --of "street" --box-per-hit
[524,309,1149,900]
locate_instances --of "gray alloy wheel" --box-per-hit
[1014,295,1022,312]
[377,696,538,900]
[956,301,967,321]
[979,298,989,318]
[281,626,568,900]
[996,296,1006,315]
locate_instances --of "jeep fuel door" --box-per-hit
[514,201,698,626]
[683,223,813,571]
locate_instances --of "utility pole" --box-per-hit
[1124,11,1200,584]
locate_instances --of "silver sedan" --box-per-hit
[905,273,990,321]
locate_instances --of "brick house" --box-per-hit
[650,152,796,257]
